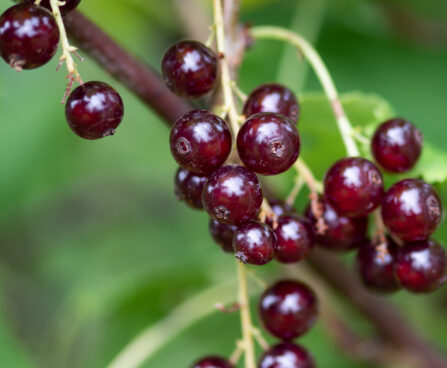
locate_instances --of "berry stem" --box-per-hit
[250,26,360,157]
[286,175,305,207]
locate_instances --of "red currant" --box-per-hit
[258,342,315,368]
[26,0,81,15]
[174,167,207,209]
[209,219,238,253]
[192,356,233,368]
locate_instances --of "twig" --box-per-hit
[285,175,305,207]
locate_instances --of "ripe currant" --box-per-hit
[258,342,315,368]
[174,167,207,209]
[192,356,233,368]
[26,0,81,15]
[209,219,238,253]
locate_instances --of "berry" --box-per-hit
[395,239,446,293]
[305,196,368,251]
[26,0,81,15]
[274,214,315,263]
[243,83,300,123]
[192,356,233,368]
[266,198,293,227]
[0,3,59,70]
[258,342,315,368]
[237,113,300,175]
[162,40,218,98]
[324,157,384,217]
[202,165,263,225]
[174,167,207,209]
[356,238,400,293]
[259,280,318,340]
[233,221,276,265]
[65,81,124,140]
[371,118,423,173]
[209,219,238,253]
[170,110,232,176]
[381,179,442,242]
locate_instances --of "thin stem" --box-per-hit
[229,341,245,365]
[294,158,323,194]
[286,175,305,207]
[251,26,360,157]
[251,327,270,351]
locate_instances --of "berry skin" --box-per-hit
[324,157,384,218]
[202,165,263,225]
[305,196,368,251]
[170,110,232,176]
[174,167,207,209]
[243,83,300,123]
[274,214,315,263]
[237,113,300,176]
[0,4,59,70]
[192,356,233,368]
[259,280,318,340]
[26,0,81,15]
[209,219,238,253]
[381,179,442,242]
[395,240,446,293]
[233,221,276,265]
[356,238,400,293]
[371,118,423,173]
[258,342,315,368]
[266,198,293,227]
[162,40,218,98]
[65,81,124,140]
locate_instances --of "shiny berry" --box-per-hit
[258,342,315,368]
[371,118,423,173]
[170,110,232,176]
[26,0,81,15]
[202,165,263,225]
[174,167,207,209]
[381,179,442,242]
[237,113,300,175]
[259,280,318,340]
[209,219,238,253]
[306,196,368,251]
[162,40,218,98]
[356,238,400,293]
[274,214,315,263]
[395,240,446,293]
[243,83,300,123]
[0,3,59,70]
[65,81,124,140]
[233,221,276,265]
[269,198,293,218]
[324,157,384,217]
[192,356,233,368]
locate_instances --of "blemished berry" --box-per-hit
[162,40,218,98]
[259,280,318,340]
[243,83,300,123]
[305,196,368,251]
[395,239,446,293]
[192,356,233,368]
[274,214,315,264]
[65,81,124,140]
[371,118,423,173]
[26,0,81,15]
[174,167,207,209]
[324,157,384,218]
[202,165,263,225]
[0,3,59,70]
[170,110,232,176]
[233,221,276,265]
[258,342,315,368]
[356,238,400,293]
[209,219,238,253]
[381,179,442,242]
[237,113,300,175]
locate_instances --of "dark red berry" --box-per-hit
[170,110,232,176]
[259,280,318,340]
[258,342,315,368]
[65,81,124,140]
[202,165,263,225]
[395,240,446,293]
[26,0,81,15]
[162,40,218,98]
[233,221,276,265]
[324,157,384,217]
[356,238,400,293]
[274,214,315,263]
[174,167,207,209]
[192,356,233,368]
[243,83,300,123]
[265,198,293,227]
[381,179,442,242]
[305,196,368,251]
[209,219,238,253]
[0,3,59,70]
[237,113,300,175]
[371,118,423,173]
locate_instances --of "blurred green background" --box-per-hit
[0,0,446,367]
